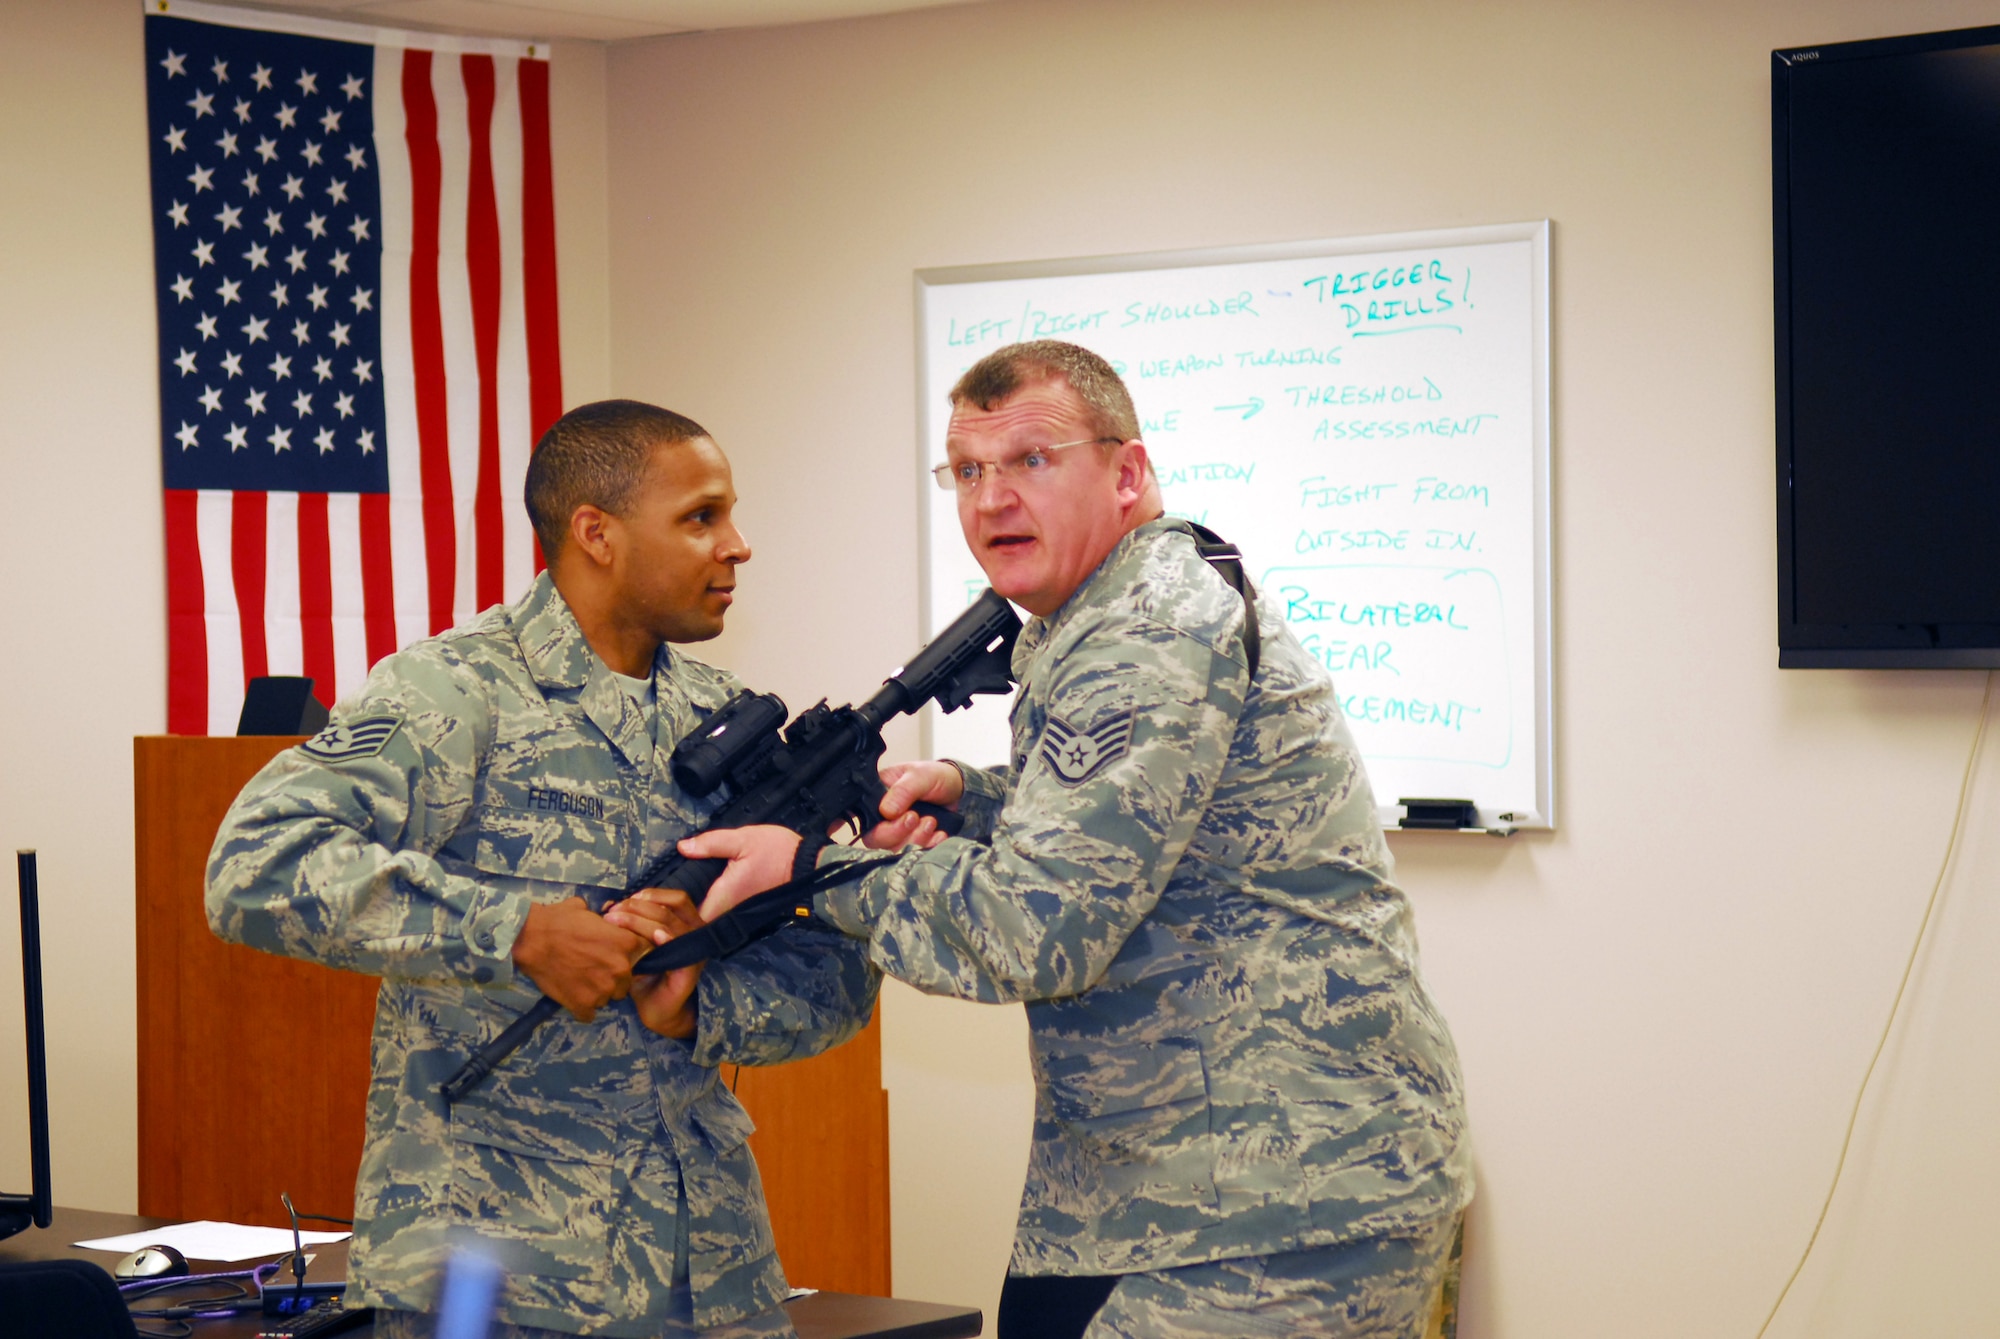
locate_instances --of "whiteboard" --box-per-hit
[914,222,1553,832]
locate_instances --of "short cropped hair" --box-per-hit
[948,340,1141,444]
[524,400,710,557]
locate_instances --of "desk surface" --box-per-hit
[0,1208,980,1339]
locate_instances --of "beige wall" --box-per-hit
[0,0,610,1213]
[600,1,2000,1335]
[0,0,160,1215]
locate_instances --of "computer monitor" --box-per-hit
[0,850,53,1240]
[1775,23,2000,665]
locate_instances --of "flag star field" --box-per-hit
[148,20,388,493]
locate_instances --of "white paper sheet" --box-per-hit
[74,1220,350,1262]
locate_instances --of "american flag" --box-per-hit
[143,0,562,734]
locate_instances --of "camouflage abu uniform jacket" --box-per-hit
[816,518,1470,1276]
[208,573,879,1335]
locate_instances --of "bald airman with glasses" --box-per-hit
[689,341,1472,1339]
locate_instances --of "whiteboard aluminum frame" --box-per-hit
[915,220,1554,832]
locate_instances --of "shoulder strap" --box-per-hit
[631,853,902,971]
[1183,522,1261,683]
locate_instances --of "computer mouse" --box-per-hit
[113,1244,190,1279]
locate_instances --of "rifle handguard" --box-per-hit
[792,832,831,881]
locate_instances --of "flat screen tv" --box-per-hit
[1775,24,2000,667]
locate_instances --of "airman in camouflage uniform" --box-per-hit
[692,345,1470,1338]
[208,402,878,1338]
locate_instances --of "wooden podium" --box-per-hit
[133,735,890,1294]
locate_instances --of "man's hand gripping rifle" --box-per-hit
[440,588,1022,1103]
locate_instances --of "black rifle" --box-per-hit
[441,587,1022,1103]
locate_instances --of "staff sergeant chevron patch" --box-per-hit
[1039,709,1137,786]
[300,715,402,762]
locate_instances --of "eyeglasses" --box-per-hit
[931,437,1122,493]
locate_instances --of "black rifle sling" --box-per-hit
[1184,522,1261,683]
[640,853,901,971]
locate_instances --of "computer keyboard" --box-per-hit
[254,1295,374,1337]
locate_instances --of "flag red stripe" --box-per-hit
[518,56,562,578]
[462,54,506,612]
[402,49,457,636]
[297,491,336,707]
[164,490,208,735]
[359,492,397,668]
[231,491,269,683]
